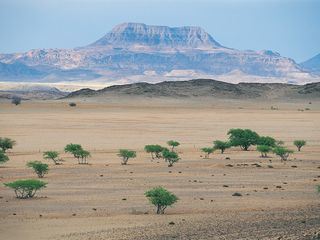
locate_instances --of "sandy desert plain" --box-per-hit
[0,97,320,240]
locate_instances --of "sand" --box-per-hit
[0,98,319,239]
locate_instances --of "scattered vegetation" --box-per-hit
[11,96,22,105]
[27,161,49,178]
[145,186,178,214]
[201,147,214,158]
[144,145,164,159]
[0,137,16,152]
[162,149,180,167]
[4,179,47,199]
[293,140,306,151]
[213,140,231,154]
[0,151,9,164]
[273,146,294,162]
[228,128,260,151]
[69,102,77,107]
[257,145,272,158]
[43,151,60,165]
[167,140,180,151]
[118,149,136,165]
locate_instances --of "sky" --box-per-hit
[0,0,319,63]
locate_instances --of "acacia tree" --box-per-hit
[144,145,164,159]
[273,146,294,162]
[145,186,178,214]
[293,140,306,151]
[213,140,231,154]
[0,137,16,153]
[201,147,214,158]
[162,149,179,167]
[4,179,47,199]
[43,151,60,165]
[257,145,271,158]
[74,149,91,164]
[0,151,9,164]
[258,136,276,147]
[118,149,136,165]
[27,161,49,178]
[64,144,90,164]
[167,140,180,151]
[227,128,260,151]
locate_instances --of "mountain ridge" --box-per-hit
[0,22,319,85]
[65,78,320,100]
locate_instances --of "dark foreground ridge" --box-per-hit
[66,79,320,100]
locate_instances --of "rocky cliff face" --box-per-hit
[0,23,317,84]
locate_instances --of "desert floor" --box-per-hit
[0,98,319,240]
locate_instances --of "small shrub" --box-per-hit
[27,161,49,178]
[227,128,260,151]
[162,149,179,167]
[145,186,178,214]
[11,96,21,105]
[201,147,214,158]
[318,185,320,193]
[69,102,77,107]
[0,151,9,164]
[43,151,60,165]
[167,140,180,151]
[213,140,231,154]
[293,140,306,151]
[0,137,16,152]
[4,179,47,199]
[144,145,164,159]
[257,145,271,158]
[273,146,293,162]
[118,149,136,165]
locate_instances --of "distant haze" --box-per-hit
[0,0,319,62]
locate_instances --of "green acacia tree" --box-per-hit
[0,151,9,164]
[293,140,306,151]
[257,145,272,158]
[27,161,49,178]
[162,149,179,167]
[144,145,164,159]
[74,149,91,164]
[64,144,90,164]
[118,149,136,165]
[145,186,178,214]
[201,147,214,158]
[228,128,260,151]
[213,140,231,154]
[4,179,47,199]
[167,140,180,151]
[43,151,60,165]
[273,146,294,162]
[0,137,16,153]
[258,136,277,147]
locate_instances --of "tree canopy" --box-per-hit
[228,128,260,151]
[145,186,178,214]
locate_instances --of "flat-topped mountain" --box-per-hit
[90,23,222,49]
[0,23,319,85]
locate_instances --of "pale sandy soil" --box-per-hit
[0,98,319,240]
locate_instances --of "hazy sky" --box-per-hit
[0,0,319,62]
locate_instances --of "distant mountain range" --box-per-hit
[0,23,319,86]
